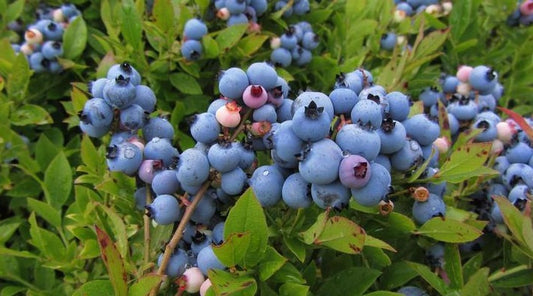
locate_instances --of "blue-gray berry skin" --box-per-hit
[351,162,391,207]
[157,249,188,277]
[249,165,285,207]
[147,194,181,225]
[412,193,446,224]
[282,173,312,209]
[143,117,175,142]
[298,139,343,185]
[197,245,226,276]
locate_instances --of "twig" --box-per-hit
[149,181,211,296]
[229,108,253,142]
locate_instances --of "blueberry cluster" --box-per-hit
[181,18,208,61]
[9,4,81,73]
[393,0,452,22]
[507,0,533,26]
[270,22,318,67]
[274,0,310,17]
[417,64,533,232]
[214,0,267,30]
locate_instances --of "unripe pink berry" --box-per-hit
[24,28,43,45]
[433,137,450,154]
[496,121,515,143]
[216,101,242,128]
[393,10,406,22]
[456,65,473,83]
[425,4,442,15]
[20,43,34,55]
[182,267,205,293]
[248,22,261,34]
[442,2,453,15]
[520,0,533,16]
[52,9,65,22]
[199,279,212,296]
[491,139,504,155]
[243,85,268,109]
[456,82,472,96]
[138,159,162,183]
[250,121,271,137]
[217,8,230,20]
[270,37,281,49]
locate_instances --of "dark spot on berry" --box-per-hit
[120,62,132,73]
[304,100,324,119]
[106,145,118,159]
[381,117,396,133]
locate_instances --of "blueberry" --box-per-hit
[380,33,397,51]
[197,245,225,276]
[311,181,350,210]
[181,39,203,61]
[336,124,381,161]
[183,18,208,40]
[291,101,331,142]
[177,148,210,186]
[298,139,343,185]
[412,193,446,224]
[147,194,181,225]
[142,117,175,142]
[249,165,285,207]
[282,173,312,209]
[351,162,391,207]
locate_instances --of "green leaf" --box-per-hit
[380,262,419,290]
[365,235,397,252]
[386,212,417,233]
[224,188,268,268]
[81,135,105,174]
[462,253,483,283]
[72,280,114,296]
[216,24,248,51]
[461,268,490,296]
[6,54,30,102]
[10,104,53,126]
[283,236,306,263]
[489,266,533,288]
[300,212,328,245]
[95,226,128,296]
[498,197,528,238]
[236,35,269,57]
[28,213,66,260]
[202,35,219,58]
[406,261,448,295]
[444,244,463,289]
[62,17,87,60]
[436,142,498,183]
[0,247,39,259]
[152,0,175,32]
[212,232,252,267]
[208,269,257,296]
[0,219,22,244]
[43,152,72,209]
[415,217,483,243]
[279,283,309,296]
[35,134,61,171]
[27,198,61,229]
[300,212,366,254]
[414,29,449,60]
[4,0,24,24]
[169,73,203,95]
[317,267,381,296]
[258,246,287,281]
[121,0,143,52]
[128,274,163,296]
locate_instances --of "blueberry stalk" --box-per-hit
[149,181,211,296]
[150,110,252,295]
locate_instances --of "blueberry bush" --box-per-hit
[0,0,533,295]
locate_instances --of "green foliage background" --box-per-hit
[0,0,532,295]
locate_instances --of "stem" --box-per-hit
[229,108,253,142]
[149,181,211,296]
[143,184,152,268]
